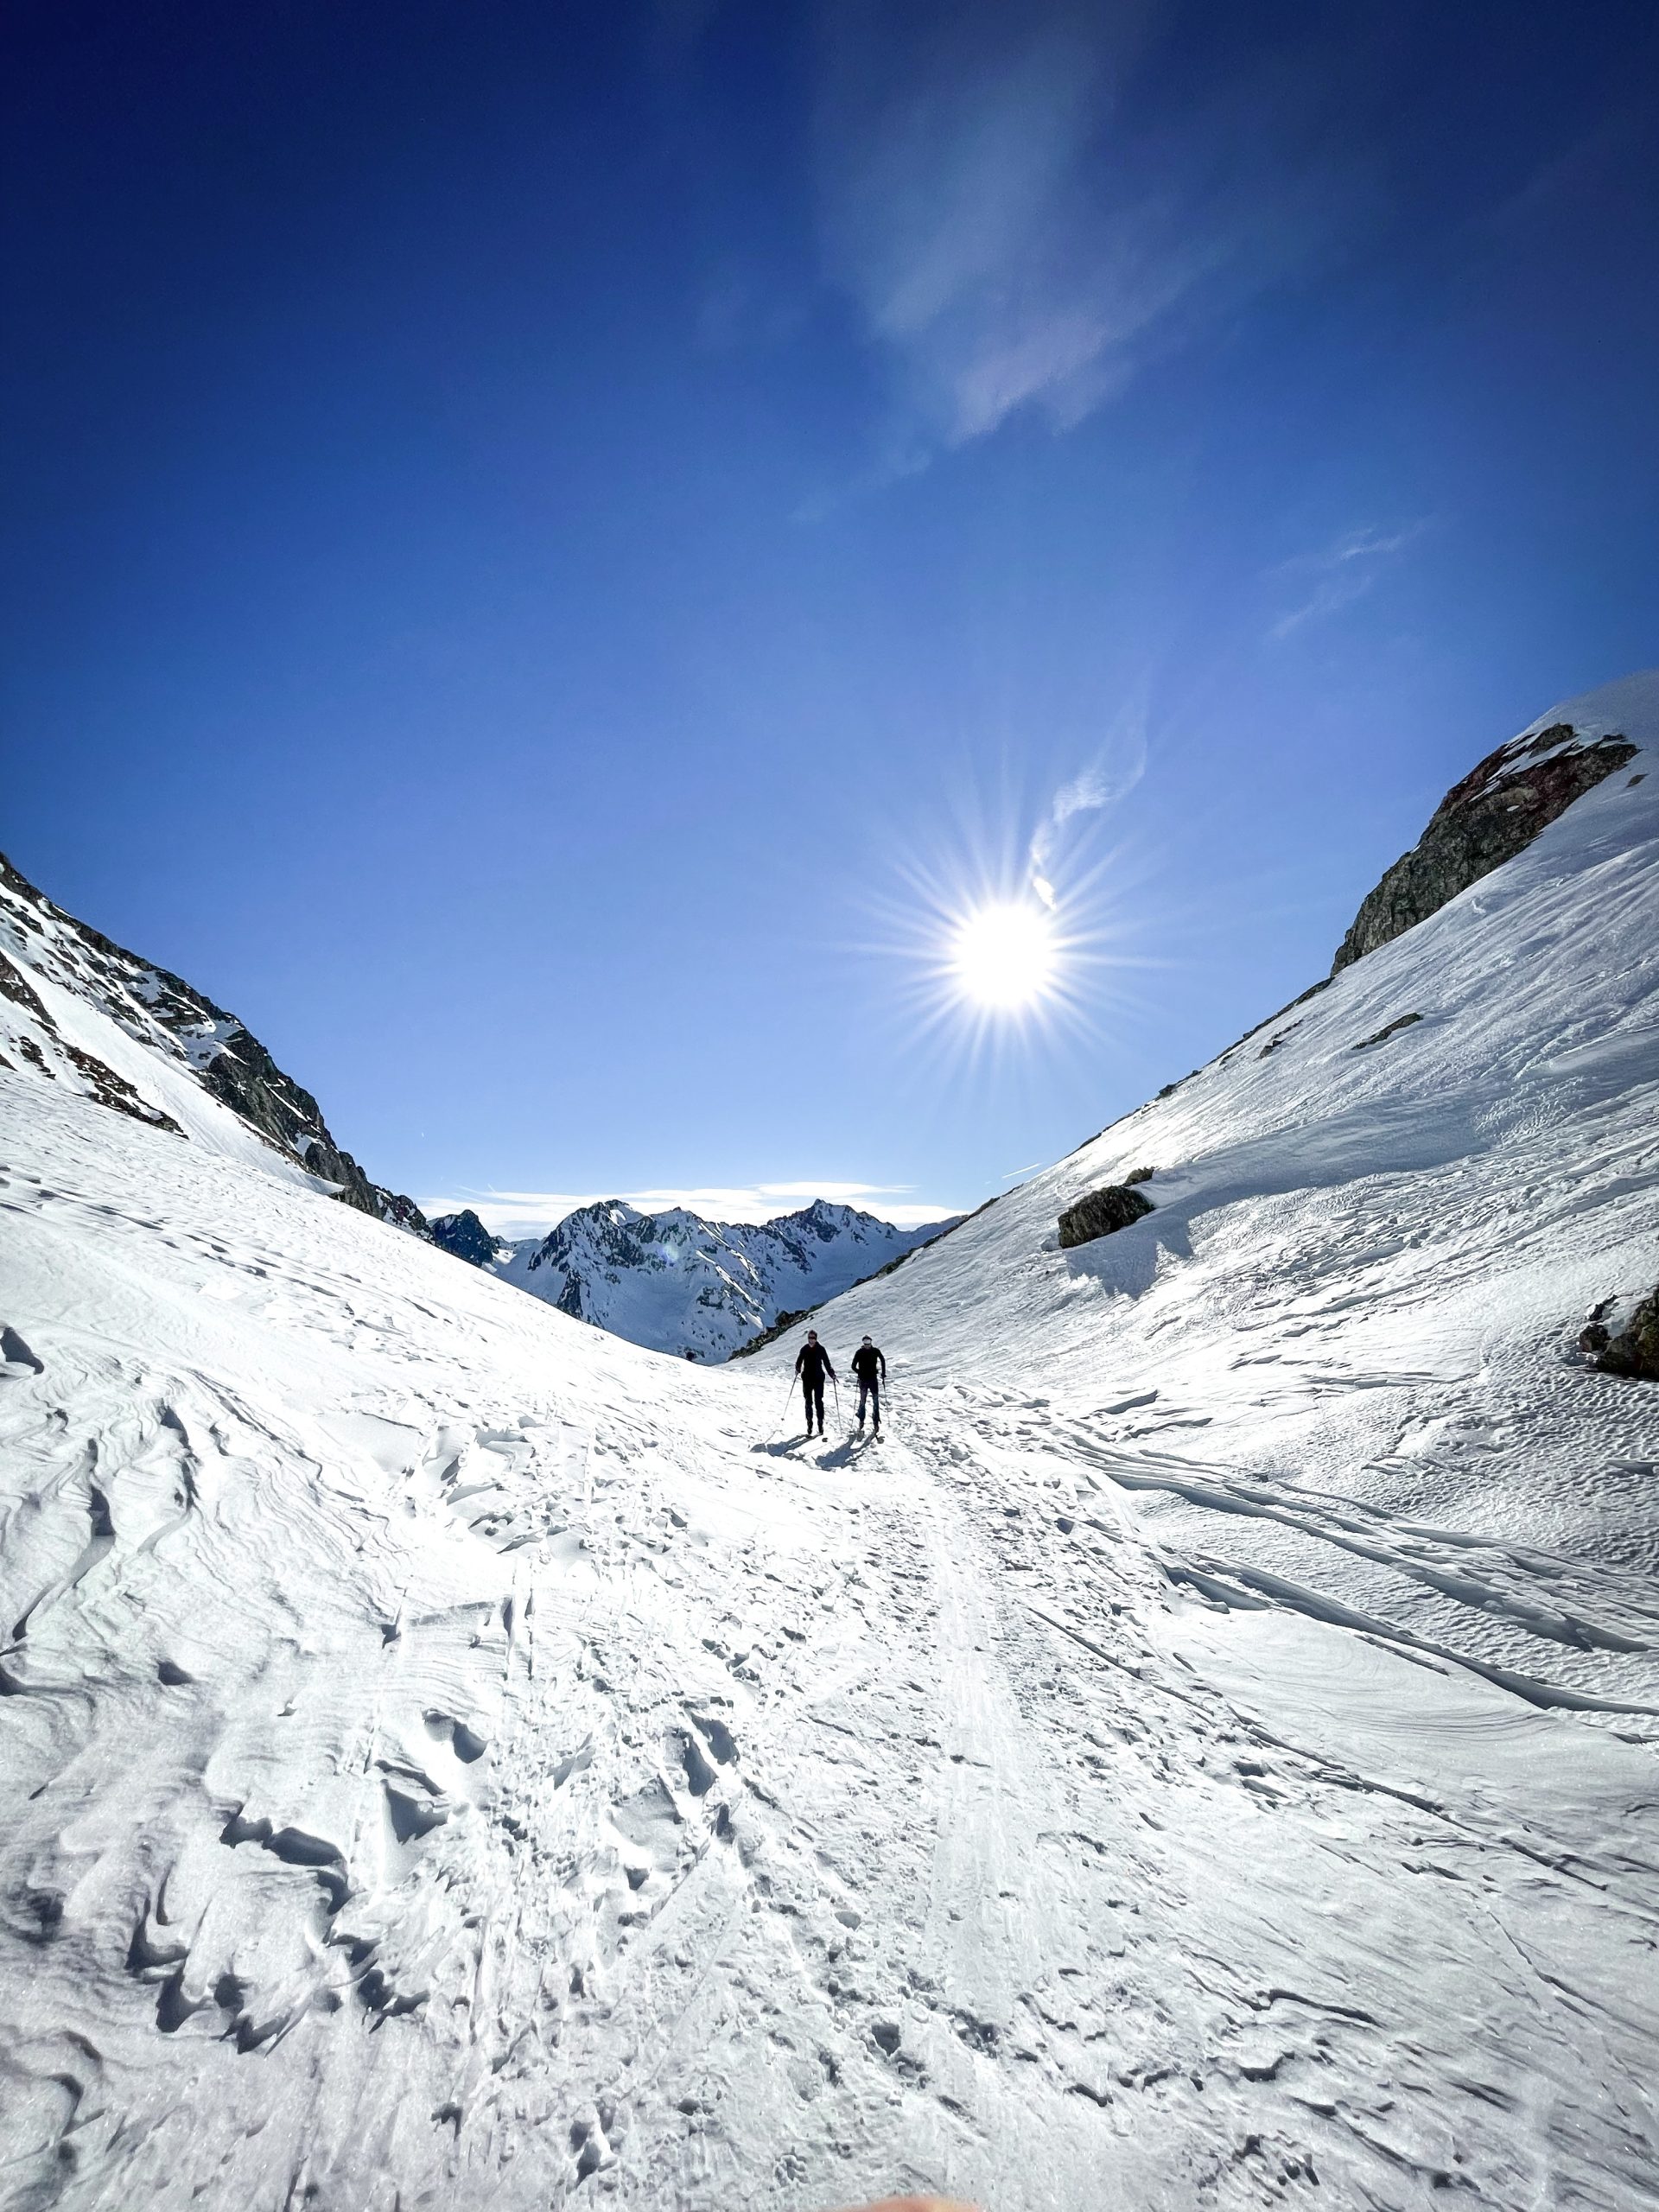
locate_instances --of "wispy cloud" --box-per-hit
[1029,693,1148,907]
[419,1181,963,1241]
[813,0,1370,461]
[1268,520,1430,641]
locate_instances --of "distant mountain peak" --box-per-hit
[437,1192,959,1360]
[429,1208,509,1268]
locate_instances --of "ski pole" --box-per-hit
[830,1375,842,1431]
[768,1375,798,1443]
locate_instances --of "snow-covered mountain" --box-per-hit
[432,1197,956,1359]
[0,852,428,1232]
[3,673,1658,2211]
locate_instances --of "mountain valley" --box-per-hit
[3,674,1657,2211]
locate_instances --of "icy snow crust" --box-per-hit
[3,674,1658,2209]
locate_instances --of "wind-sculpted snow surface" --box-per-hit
[3,675,1659,2210]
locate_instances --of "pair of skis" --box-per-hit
[768,1374,886,1447]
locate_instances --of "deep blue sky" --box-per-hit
[5,1,1657,1229]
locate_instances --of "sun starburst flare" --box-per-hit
[949,899,1058,1011]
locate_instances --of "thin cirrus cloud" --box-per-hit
[418,1182,965,1242]
[1268,521,1432,641]
[1028,691,1149,908]
[811,0,1376,459]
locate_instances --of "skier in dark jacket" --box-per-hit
[795,1329,836,1437]
[850,1335,886,1435]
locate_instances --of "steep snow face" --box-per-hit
[491,1196,953,1358]
[3,674,1658,2212]
[0,853,427,1230]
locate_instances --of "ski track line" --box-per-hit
[0,1130,1656,2206]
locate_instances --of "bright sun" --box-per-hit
[950,900,1057,1010]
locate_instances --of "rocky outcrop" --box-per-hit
[728,1306,821,1360]
[1332,723,1637,971]
[1,946,186,1133]
[1058,1184,1154,1249]
[373,1187,432,1236]
[1353,1012,1422,1051]
[195,1022,423,1225]
[1586,1289,1659,1381]
[0,850,428,1233]
[430,1208,508,1267]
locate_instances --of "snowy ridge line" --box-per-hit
[466,1195,958,1362]
[0,850,427,1230]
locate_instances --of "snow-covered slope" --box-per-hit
[774,674,1659,1699]
[0,853,427,1230]
[3,675,1658,2212]
[456,1197,954,1360]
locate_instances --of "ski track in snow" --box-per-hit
[3,676,1659,2210]
[3,1104,1657,2212]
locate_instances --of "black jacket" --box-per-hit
[851,1344,886,1382]
[795,1341,836,1383]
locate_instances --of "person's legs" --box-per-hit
[807,1379,824,1433]
[856,1381,870,1427]
[870,1379,880,1432]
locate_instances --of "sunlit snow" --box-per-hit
[2,675,1658,2209]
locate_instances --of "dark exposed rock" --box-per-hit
[1058,1184,1155,1250]
[0,950,48,1016]
[62,1042,184,1133]
[429,1209,507,1268]
[196,1026,418,1226]
[1,1326,44,1373]
[1122,1166,1156,1186]
[1333,724,1637,971]
[1592,1288,1659,1381]
[2,947,182,1132]
[1217,979,1333,1070]
[372,1187,429,1235]
[1579,1297,1616,1357]
[729,1306,819,1359]
[1353,1012,1423,1051]
[0,850,427,1232]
